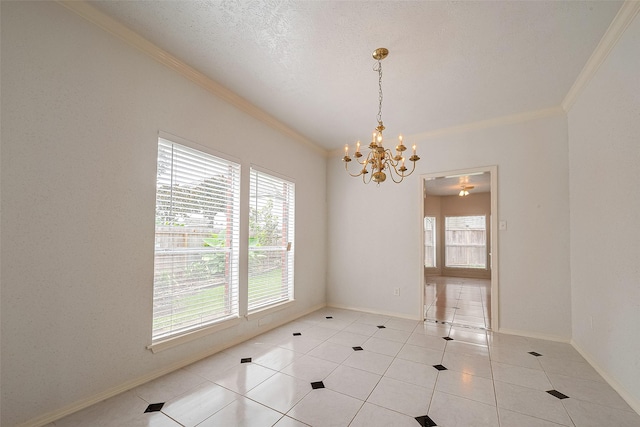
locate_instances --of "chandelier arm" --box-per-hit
[387,148,419,183]
[405,158,418,177]
[383,148,399,167]
[385,150,404,177]
[388,167,406,184]
[390,158,418,182]
[344,160,366,178]
[387,161,400,175]
[362,152,374,171]
[346,168,365,178]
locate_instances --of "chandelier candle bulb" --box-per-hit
[412,145,416,155]
[343,144,351,162]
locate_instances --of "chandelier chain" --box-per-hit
[375,60,383,125]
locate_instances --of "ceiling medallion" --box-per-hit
[343,48,420,184]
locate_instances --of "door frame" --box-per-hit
[419,165,499,330]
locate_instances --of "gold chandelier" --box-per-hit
[343,48,420,184]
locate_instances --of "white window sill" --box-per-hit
[147,316,243,353]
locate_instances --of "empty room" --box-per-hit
[2,1,639,426]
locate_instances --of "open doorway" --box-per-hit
[420,166,498,330]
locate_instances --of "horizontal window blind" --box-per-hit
[152,138,240,341]
[248,168,295,312]
[445,215,487,269]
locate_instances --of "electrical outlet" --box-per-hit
[393,288,400,296]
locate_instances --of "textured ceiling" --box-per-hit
[88,1,622,151]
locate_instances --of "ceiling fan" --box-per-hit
[459,185,474,197]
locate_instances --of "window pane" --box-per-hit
[445,215,486,269]
[152,138,240,341]
[248,169,295,312]
[424,216,437,268]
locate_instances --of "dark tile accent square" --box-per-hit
[144,403,164,413]
[240,357,252,363]
[443,336,454,341]
[415,414,437,426]
[311,381,325,389]
[433,364,448,371]
[377,325,386,329]
[352,346,363,351]
[528,351,543,357]
[326,316,333,319]
[547,390,570,400]
[293,332,302,336]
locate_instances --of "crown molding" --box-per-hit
[58,0,638,157]
[562,1,640,112]
[409,106,565,142]
[328,105,565,157]
[56,1,329,158]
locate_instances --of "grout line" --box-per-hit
[487,340,501,426]
[58,307,630,426]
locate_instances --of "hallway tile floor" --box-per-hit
[49,308,640,426]
[424,276,491,329]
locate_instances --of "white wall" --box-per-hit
[568,12,640,410]
[327,114,572,338]
[0,2,326,426]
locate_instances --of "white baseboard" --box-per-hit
[496,327,570,343]
[327,303,421,321]
[495,330,640,415]
[19,302,326,427]
[571,339,640,415]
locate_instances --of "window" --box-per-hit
[424,216,437,268]
[152,138,240,342]
[248,168,295,312]
[445,215,487,269]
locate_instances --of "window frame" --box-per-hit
[444,215,488,269]
[247,166,295,314]
[149,135,242,348]
[424,216,437,268]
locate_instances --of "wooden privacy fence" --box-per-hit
[445,229,487,268]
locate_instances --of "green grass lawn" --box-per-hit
[153,267,286,336]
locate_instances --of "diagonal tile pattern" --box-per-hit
[51,308,640,427]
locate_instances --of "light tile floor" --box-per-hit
[50,308,640,427]
[424,276,491,329]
